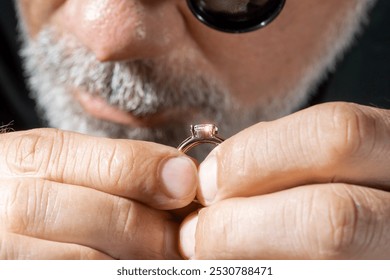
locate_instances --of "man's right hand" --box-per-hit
[0,128,198,259]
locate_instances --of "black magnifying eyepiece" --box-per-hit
[187,0,286,33]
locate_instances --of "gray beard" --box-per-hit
[19,27,281,159]
[21,28,236,152]
[18,0,374,158]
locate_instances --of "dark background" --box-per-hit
[1,1,389,131]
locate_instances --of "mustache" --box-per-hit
[22,28,228,118]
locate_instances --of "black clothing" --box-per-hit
[0,1,40,130]
[307,0,390,109]
[1,1,389,131]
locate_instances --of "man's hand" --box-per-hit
[179,102,390,259]
[0,129,198,259]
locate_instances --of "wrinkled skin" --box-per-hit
[0,0,388,259]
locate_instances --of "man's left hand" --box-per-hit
[179,102,390,259]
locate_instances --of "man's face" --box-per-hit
[15,0,373,149]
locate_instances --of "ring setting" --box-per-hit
[178,124,224,153]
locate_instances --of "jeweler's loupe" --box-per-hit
[187,0,286,33]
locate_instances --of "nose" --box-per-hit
[58,0,186,61]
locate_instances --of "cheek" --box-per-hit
[17,0,64,37]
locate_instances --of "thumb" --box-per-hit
[196,103,390,206]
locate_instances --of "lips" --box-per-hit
[73,89,193,128]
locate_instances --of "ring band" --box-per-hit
[178,124,224,153]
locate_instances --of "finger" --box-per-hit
[198,102,390,205]
[180,184,390,259]
[0,128,198,209]
[0,232,113,260]
[0,178,181,260]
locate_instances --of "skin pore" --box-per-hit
[16,0,374,149]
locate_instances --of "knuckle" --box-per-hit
[93,142,124,189]
[306,185,362,259]
[1,180,29,233]
[4,128,65,177]
[106,197,168,259]
[1,179,51,236]
[0,233,15,259]
[241,133,263,171]
[109,197,138,241]
[107,143,137,190]
[93,141,157,195]
[223,124,267,178]
[0,232,27,259]
[314,103,376,164]
[119,143,159,196]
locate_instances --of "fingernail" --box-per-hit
[198,155,218,205]
[179,214,198,259]
[161,157,197,199]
